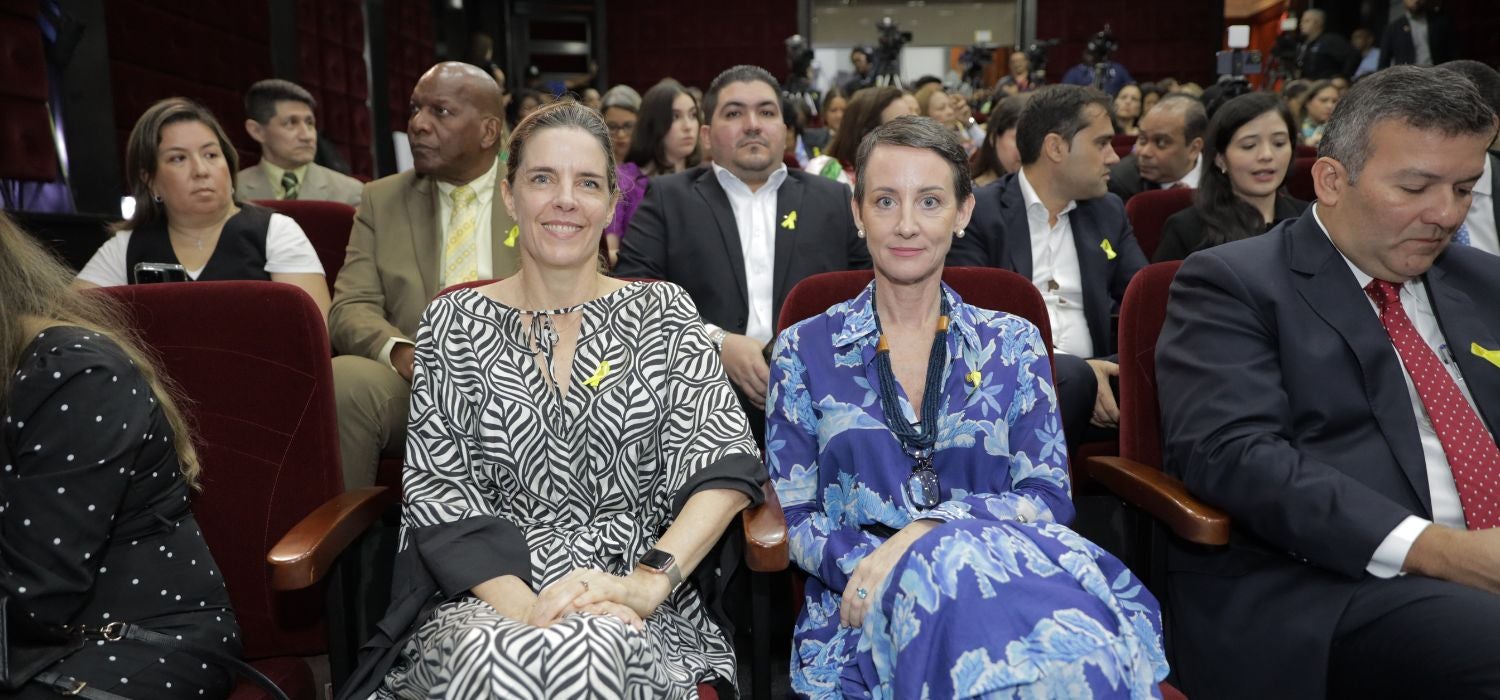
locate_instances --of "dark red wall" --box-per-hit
[604,0,797,91]
[1036,0,1223,87]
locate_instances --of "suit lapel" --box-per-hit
[1070,202,1109,353]
[1287,215,1432,511]
[1425,265,1500,437]
[772,174,805,308]
[694,170,749,306]
[406,175,440,297]
[300,164,329,200]
[999,177,1032,278]
[1490,154,1499,235]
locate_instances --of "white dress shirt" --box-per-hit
[713,163,788,344]
[1159,156,1202,190]
[1407,12,1433,66]
[1017,168,1093,358]
[380,157,502,371]
[1313,206,1470,578]
[1464,154,1496,255]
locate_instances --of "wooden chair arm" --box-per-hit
[742,480,789,572]
[1087,456,1231,546]
[268,486,396,591]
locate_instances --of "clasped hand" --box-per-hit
[840,520,939,629]
[521,568,674,631]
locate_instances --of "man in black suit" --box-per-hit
[1107,94,1206,204]
[1380,0,1458,69]
[1157,66,1500,699]
[1297,9,1359,80]
[617,64,867,429]
[948,85,1147,449]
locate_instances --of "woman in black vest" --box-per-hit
[74,98,329,320]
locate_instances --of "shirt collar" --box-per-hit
[261,160,310,189]
[436,156,501,201]
[712,162,788,196]
[1311,203,1419,294]
[831,281,982,353]
[1160,156,1203,189]
[1017,167,1077,220]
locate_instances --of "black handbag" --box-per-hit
[1,596,290,700]
[0,594,86,691]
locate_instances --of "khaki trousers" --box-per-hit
[332,354,410,489]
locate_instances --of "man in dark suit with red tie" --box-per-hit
[1157,66,1500,698]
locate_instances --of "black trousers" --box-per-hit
[1328,574,1500,698]
[1054,352,1100,452]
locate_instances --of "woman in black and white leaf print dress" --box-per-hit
[342,99,766,700]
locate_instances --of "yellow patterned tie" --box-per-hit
[443,185,479,285]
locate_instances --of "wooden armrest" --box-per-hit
[741,480,788,572]
[268,486,396,591]
[1087,456,1231,546]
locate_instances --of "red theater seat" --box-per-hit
[253,199,356,294]
[1112,133,1137,158]
[1125,187,1196,260]
[1286,157,1317,203]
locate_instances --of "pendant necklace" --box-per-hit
[871,287,951,510]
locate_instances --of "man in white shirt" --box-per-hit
[329,62,520,489]
[237,79,364,207]
[616,65,868,438]
[1107,94,1207,203]
[1441,60,1500,254]
[948,85,1148,451]
[1157,66,1500,699]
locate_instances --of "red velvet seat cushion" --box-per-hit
[252,199,356,293]
[1117,261,1182,469]
[1286,157,1317,203]
[1124,187,1196,260]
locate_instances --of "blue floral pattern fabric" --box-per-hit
[767,282,1168,699]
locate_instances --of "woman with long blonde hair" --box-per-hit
[0,212,242,698]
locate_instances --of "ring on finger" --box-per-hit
[581,580,590,592]
[856,587,869,599]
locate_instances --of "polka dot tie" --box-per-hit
[1366,279,1500,529]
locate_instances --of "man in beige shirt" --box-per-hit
[330,62,520,488]
[238,79,364,207]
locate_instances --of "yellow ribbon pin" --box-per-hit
[1472,343,1500,369]
[583,360,611,388]
[966,371,983,388]
[504,224,520,247]
[1100,239,1117,260]
[781,211,798,230]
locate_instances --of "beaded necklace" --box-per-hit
[871,289,950,510]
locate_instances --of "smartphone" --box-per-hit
[132,262,190,284]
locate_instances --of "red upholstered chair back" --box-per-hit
[98,281,342,661]
[1111,133,1137,158]
[776,268,1054,362]
[1125,188,1196,260]
[252,199,356,294]
[1116,261,1182,469]
[1286,157,1317,202]
[1294,143,1317,159]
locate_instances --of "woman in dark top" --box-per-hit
[73,98,328,320]
[1,212,241,698]
[970,94,1026,187]
[1154,93,1308,262]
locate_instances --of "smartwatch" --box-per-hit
[637,548,683,590]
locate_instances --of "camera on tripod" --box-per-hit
[959,42,998,90]
[869,17,912,86]
[1085,26,1119,65]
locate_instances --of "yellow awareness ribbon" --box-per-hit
[1100,239,1117,260]
[966,370,983,388]
[781,211,798,230]
[583,360,611,388]
[504,224,520,248]
[1472,343,1500,369]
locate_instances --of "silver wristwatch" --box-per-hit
[707,326,728,352]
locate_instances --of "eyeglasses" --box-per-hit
[606,122,636,135]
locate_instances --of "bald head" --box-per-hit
[1300,9,1325,38]
[408,61,506,184]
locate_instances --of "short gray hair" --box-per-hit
[1320,65,1496,183]
[853,115,972,203]
[601,85,642,113]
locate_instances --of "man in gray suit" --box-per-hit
[238,79,364,207]
[330,63,519,489]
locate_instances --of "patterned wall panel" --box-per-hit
[385,0,434,135]
[296,0,373,178]
[605,0,797,93]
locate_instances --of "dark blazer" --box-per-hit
[1379,12,1458,68]
[615,166,869,334]
[1297,32,1359,79]
[1152,194,1307,262]
[1156,209,1500,698]
[947,172,1146,357]
[1106,154,1158,204]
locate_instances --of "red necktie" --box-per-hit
[1365,279,1500,530]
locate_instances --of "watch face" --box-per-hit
[639,549,675,571]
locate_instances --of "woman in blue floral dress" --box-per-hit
[766,116,1168,699]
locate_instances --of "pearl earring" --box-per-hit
[955,229,966,238]
[856,229,865,239]
[152,193,163,203]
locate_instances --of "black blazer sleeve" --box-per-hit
[614,178,670,280]
[949,180,1004,267]
[1153,208,1205,263]
[1106,196,1147,304]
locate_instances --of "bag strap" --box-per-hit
[33,623,290,700]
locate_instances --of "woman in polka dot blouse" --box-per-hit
[1,212,242,698]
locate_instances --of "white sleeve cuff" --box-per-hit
[1366,516,1432,578]
[379,336,414,373]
